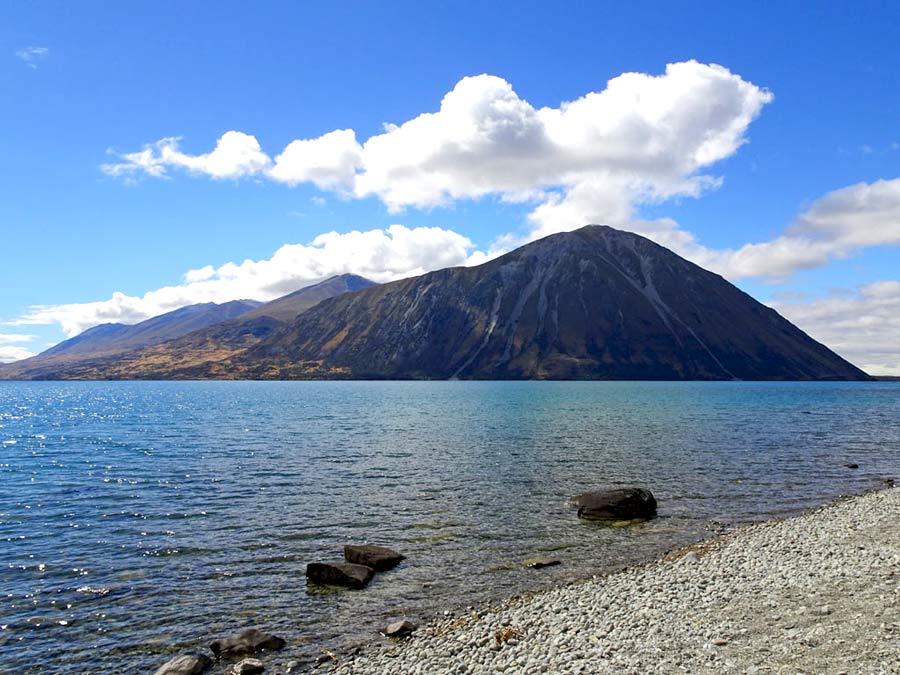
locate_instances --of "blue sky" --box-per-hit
[2,1,899,372]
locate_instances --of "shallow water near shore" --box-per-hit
[1,380,898,673]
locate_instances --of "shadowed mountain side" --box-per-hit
[237,226,869,380]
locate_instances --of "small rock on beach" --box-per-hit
[232,658,265,674]
[383,619,418,637]
[153,654,212,675]
[210,628,285,659]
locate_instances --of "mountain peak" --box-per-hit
[241,227,867,381]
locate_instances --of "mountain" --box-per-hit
[240,274,374,322]
[42,300,261,360]
[238,226,869,381]
[1,228,869,380]
[0,300,262,379]
[0,275,376,380]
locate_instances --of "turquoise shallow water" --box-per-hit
[1,381,898,673]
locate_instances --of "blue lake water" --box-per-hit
[1,381,898,673]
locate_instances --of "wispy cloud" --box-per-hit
[774,281,900,376]
[0,334,37,363]
[0,333,36,344]
[15,46,49,69]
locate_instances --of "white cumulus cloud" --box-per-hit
[269,129,362,189]
[102,131,271,180]
[102,61,772,232]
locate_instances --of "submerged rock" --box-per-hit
[210,629,285,659]
[523,558,561,569]
[306,562,375,589]
[153,654,212,675]
[232,658,265,674]
[344,544,405,572]
[571,488,657,521]
[384,619,418,637]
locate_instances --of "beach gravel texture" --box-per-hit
[327,487,900,675]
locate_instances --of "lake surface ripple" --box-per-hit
[1,381,898,672]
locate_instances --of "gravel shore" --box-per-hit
[326,487,900,675]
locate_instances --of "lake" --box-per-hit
[1,381,898,673]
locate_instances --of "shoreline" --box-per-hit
[322,485,900,675]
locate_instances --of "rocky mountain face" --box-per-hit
[0,275,375,380]
[240,226,869,380]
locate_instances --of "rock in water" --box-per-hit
[153,654,212,675]
[384,620,418,637]
[523,558,562,569]
[344,544,405,572]
[571,488,657,521]
[306,562,375,589]
[209,629,285,659]
[232,658,265,674]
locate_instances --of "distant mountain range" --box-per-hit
[1,227,869,380]
[0,275,373,379]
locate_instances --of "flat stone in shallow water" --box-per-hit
[306,562,376,589]
[152,654,212,675]
[344,544,405,571]
[209,628,285,659]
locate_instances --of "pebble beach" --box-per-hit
[326,487,900,675]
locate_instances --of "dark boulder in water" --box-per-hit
[153,654,212,675]
[571,488,657,521]
[209,628,285,659]
[344,544,405,572]
[306,562,375,589]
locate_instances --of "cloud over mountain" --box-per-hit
[103,61,772,237]
[10,226,477,337]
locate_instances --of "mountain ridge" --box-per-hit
[0,274,376,379]
[0,228,869,381]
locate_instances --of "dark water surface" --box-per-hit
[1,381,898,673]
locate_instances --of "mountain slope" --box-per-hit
[41,300,262,361]
[239,226,868,380]
[241,274,374,322]
[0,300,261,379]
[1,275,375,380]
